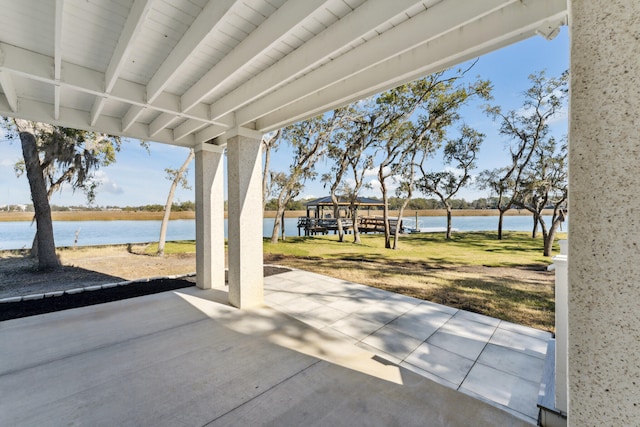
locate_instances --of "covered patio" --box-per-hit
[1,270,544,426]
[1,0,639,425]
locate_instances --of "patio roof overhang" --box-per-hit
[0,0,567,147]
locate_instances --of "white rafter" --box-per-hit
[210,0,427,121]
[173,119,208,141]
[236,0,513,125]
[0,43,228,130]
[0,96,192,147]
[122,105,145,132]
[146,0,238,104]
[0,70,17,112]
[93,0,154,126]
[105,0,154,93]
[53,0,64,120]
[181,0,332,113]
[149,113,179,137]
[254,0,567,131]
[0,0,568,147]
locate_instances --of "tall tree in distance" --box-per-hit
[322,105,378,244]
[418,125,484,239]
[261,129,281,211]
[374,66,492,248]
[269,113,339,243]
[515,139,568,256]
[158,148,194,256]
[479,70,568,240]
[4,118,121,268]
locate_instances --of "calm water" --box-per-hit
[0,215,557,250]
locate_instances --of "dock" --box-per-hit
[297,216,403,236]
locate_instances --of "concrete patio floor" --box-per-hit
[265,270,552,424]
[0,270,548,426]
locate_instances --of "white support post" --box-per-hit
[226,127,264,308]
[194,143,225,290]
[569,2,640,424]
[553,240,568,414]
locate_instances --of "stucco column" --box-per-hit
[226,127,264,308]
[194,143,225,290]
[553,240,568,414]
[568,1,640,425]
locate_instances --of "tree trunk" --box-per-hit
[531,215,539,238]
[544,210,565,256]
[497,209,505,240]
[30,232,38,258]
[262,147,272,211]
[158,149,194,256]
[381,182,391,248]
[392,202,409,250]
[281,210,286,241]
[445,205,453,240]
[270,204,286,243]
[330,194,345,242]
[352,205,361,244]
[20,132,60,269]
[539,216,552,257]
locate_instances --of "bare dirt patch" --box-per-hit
[0,245,290,321]
[0,244,196,299]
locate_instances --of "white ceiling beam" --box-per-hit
[237,0,512,125]
[0,43,230,130]
[122,105,145,132]
[91,0,153,126]
[173,119,208,141]
[149,113,178,137]
[105,0,154,93]
[255,0,568,131]
[181,0,331,112]
[210,0,427,120]
[53,0,64,120]
[89,97,107,126]
[0,96,195,147]
[0,71,18,111]
[54,0,63,81]
[195,124,227,144]
[54,85,61,120]
[146,0,238,104]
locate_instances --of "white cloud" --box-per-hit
[91,171,124,194]
[363,167,379,177]
[0,158,16,168]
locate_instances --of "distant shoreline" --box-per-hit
[0,209,551,222]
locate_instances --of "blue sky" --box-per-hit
[0,28,568,208]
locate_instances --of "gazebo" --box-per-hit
[303,196,384,219]
[298,196,402,236]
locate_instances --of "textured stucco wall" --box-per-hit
[195,147,225,290]
[226,131,264,308]
[568,1,640,425]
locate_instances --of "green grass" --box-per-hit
[144,240,198,255]
[263,231,560,267]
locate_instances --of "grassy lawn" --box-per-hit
[154,231,564,332]
[264,232,562,332]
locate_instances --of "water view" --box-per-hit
[0,215,558,250]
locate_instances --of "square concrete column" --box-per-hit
[569,1,640,425]
[226,127,264,308]
[194,143,225,290]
